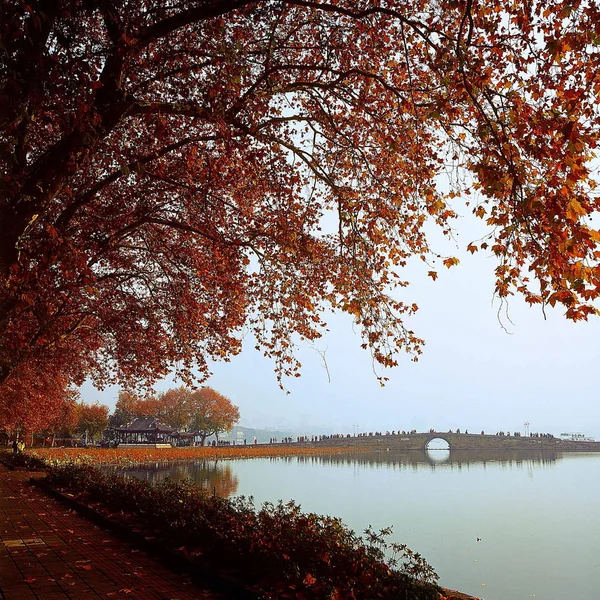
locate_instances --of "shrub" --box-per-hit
[0,449,46,470]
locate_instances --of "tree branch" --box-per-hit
[137,0,258,48]
[56,136,216,229]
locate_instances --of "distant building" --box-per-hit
[559,432,596,442]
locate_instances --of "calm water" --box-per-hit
[112,450,600,600]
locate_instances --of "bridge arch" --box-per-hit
[423,434,452,451]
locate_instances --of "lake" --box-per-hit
[111,449,600,600]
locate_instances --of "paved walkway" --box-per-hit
[0,465,223,600]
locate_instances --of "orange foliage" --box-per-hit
[75,402,110,441]
[2,1,600,401]
[110,386,239,440]
[187,387,240,444]
[0,367,78,439]
[109,390,145,428]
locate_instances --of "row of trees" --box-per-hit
[0,393,109,446]
[110,387,240,445]
[1,385,238,447]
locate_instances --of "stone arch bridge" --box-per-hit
[311,431,600,452]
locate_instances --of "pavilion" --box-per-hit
[115,417,179,447]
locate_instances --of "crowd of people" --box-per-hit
[265,428,556,444]
[6,429,557,449]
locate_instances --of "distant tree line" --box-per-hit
[1,385,238,448]
[0,394,109,447]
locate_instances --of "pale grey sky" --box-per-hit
[81,207,600,440]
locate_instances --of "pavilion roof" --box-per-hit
[116,417,176,434]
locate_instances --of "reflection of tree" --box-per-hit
[116,460,239,497]
[188,461,239,497]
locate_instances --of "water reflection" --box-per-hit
[425,449,450,463]
[281,449,560,471]
[107,450,561,499]
[109,460,239,496]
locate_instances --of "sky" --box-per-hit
[80,207,600,441]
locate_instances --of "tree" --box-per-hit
[109,386,194,429]
[108,385,239,443]
[76,401,110,442]
[188,387,240,445]
[0,368,78,441]
[108,389,145,428]
[2,1,600,401]
[150,387,192,430]
[44,392,79,446]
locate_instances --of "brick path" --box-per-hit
[0,465,224,600]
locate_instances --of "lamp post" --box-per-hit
[352,423,359,437]
[524,421,530,436]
